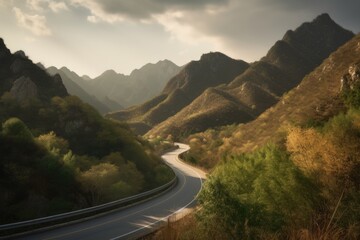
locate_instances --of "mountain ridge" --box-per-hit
[107,52,250,134]
[186,33,360,169]
[146,13,354,138]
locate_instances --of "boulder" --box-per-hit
[10,76,38,103]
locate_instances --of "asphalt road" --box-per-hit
[17,143,205,240]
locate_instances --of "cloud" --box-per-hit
[68,0,360,62]
[26,0,69,13]
[154,10,222,47]
[26,0,46,11]
[71,0,124,23]
[13,7,52,36]
[48,1,69,12]
[71,0,229,22]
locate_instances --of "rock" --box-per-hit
[10,58,27,74]
[10,76,38,103]
[14,50,27,59]
[0,38,11,60]
[340,63,360,92]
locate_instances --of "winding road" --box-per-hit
[17,143,205,240]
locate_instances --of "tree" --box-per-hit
[36,131,69,155]
[198,145,321,239]
[2,117,33,140]
[79,163,120,206]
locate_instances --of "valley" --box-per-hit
[0,3,359,239]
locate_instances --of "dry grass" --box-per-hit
[140,213,200,240]
[141,213,360,240]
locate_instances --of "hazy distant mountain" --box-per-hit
[107,52,250,134]
[0,39,67,103]
[146,13,354,137]
[47,66,114,114]
[48,60,180,115]
[92,60,181,107]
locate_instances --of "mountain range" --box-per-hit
[107,52,250,134]
[0,37,174,223]
[47,60,180,114]
[217,33,360,154]
[144,13,354,137]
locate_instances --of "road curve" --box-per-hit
[17,143,205,240]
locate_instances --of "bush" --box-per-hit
[2,117,33,140]
[197,145,321,239]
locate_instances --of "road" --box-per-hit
[17,143,205,240]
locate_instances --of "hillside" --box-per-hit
[48,60,180,113]
[108,52,250,134]
[147,13,354,138]
[186,33,360,169]
[0,39,174,224]
[47,66,114,114]
[0,40,67,102]
[176,33,360,240]
[91,60,181,107]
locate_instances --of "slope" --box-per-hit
[91,60,181,107]
[47,66,112,114]
[108,52,250,134]
[0,38,175,223]
[186,33,360,168]
[147,13,354,138]
[0,46,67,104]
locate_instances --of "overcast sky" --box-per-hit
[0,0,359,78]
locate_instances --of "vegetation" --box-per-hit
[150,107,360,239]
[155,60,360,239]
[109,52,249,135]
[146,135,176,155]
[184,34,360,170]
[0,39,175,225]
[0,95,174,224]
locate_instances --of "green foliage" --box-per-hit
[286,108,360,231]
[342,82,360,108]
[198,145,321,239]
[0,123,77,223]
[2,118,33,140]
[0,94,175,223]
[154,165,175,185]
[36,131,69,155]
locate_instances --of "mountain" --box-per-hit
[0,40,67,103]
[0,38,174,223]
[107,52,250,134]
[91,60,181,107]
[146,13,354,138]
[48,60,180,114]
[47,66,113,114]
[186,33,360,169]
[225,33,360,153]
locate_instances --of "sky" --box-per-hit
[0,0,359,78]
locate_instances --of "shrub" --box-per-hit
[197,145,321,239]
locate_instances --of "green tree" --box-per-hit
[2,117,33,140]
[36,131,69,155]
[198,145,321,239]
[79,163,121,206]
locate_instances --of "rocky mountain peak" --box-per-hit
[200,52,231,63]
[130,59,178,77]
[14,50,27,59]
[97,69,125,80]
[0,38,11,60]
[313,13,334,25]
[265,13,354,75]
